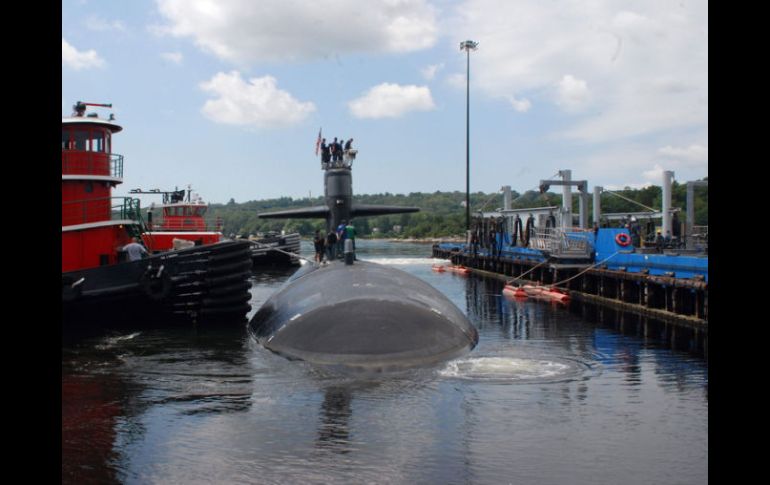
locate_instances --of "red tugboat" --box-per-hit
[129,186,223,252]
[130,186,301,266]
[62,102,254,328]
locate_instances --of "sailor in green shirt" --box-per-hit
[345,223,356,251]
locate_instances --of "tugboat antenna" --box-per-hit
[72,101,113,117]
[129,187,190,205]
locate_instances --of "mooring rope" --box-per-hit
[250,242,317,265]
[545,251,621,290]
[602,190,657,213]
[506,258,551,285]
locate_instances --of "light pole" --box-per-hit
[460,40,478,233]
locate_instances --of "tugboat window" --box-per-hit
[61,129,71,149]
[91,129,105,152]
[74,130,88,151]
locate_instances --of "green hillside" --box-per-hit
[207,179,708,238]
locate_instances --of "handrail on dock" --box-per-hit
[529,227,593,257]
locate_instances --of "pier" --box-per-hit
[432,169,708,331]
[432,243,707,329]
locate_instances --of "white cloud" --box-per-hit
[641,164,667,185]
[161,51,184,65]
[154,0,437,63]
[448,0,708,142]
[555,74,589,111]
[62,38,105,70]
[421,63,443,80]
[199,71,315,128]
[85,15,127,32]
[504,95,531,113]
[563,140,707,192]
[658,144,708,163]
[446,72,466,89]
[348,83,436,119]
[603,182,655,191]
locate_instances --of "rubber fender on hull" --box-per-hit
[201,292,252,308]
[206,247,253,263]
[203,241,254,257]
[62,276,83,302]
[206,280,252,297]
[205,269,253,287]
[206,259,254,277]
[199,302,252,316]
[141,268,174,301]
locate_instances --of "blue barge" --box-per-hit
[432,226,708,327]
[593,228,707,281]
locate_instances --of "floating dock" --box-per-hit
[433,226,707,330]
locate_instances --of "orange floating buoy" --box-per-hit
[502,284,528,299]
[447,265,471,275]
[535,286,570,303]
[506,284,570,303]
[545,289,570,303]
[521,284,545,297]
[432,264,447,272]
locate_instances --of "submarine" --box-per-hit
[249,148,479,371]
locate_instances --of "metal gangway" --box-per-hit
[528,226,594,259]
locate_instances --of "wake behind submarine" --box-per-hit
[248,145,478,371]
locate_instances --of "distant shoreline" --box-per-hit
[295,236,466,243]
[375,237,466,244]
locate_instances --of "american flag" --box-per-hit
[314,128,322,156]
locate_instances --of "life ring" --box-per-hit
[141,268,173,301]
[615,233,631,247]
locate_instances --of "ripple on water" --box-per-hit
[439,355,598,384]
[359,257,445,266]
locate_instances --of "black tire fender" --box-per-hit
[141,267,174,301]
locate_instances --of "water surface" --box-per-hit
[62,240,708,484]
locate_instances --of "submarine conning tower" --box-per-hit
[323,149,357,233]
[257,145,419,231]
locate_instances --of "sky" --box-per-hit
[62,0,708,207]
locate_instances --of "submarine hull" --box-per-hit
[249,260,478,371]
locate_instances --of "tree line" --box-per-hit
[207,178,708,239]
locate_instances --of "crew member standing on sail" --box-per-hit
[335,138,344,165]
[330,138,339,166]
[320,139,328,168]
[343,138,354,167]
